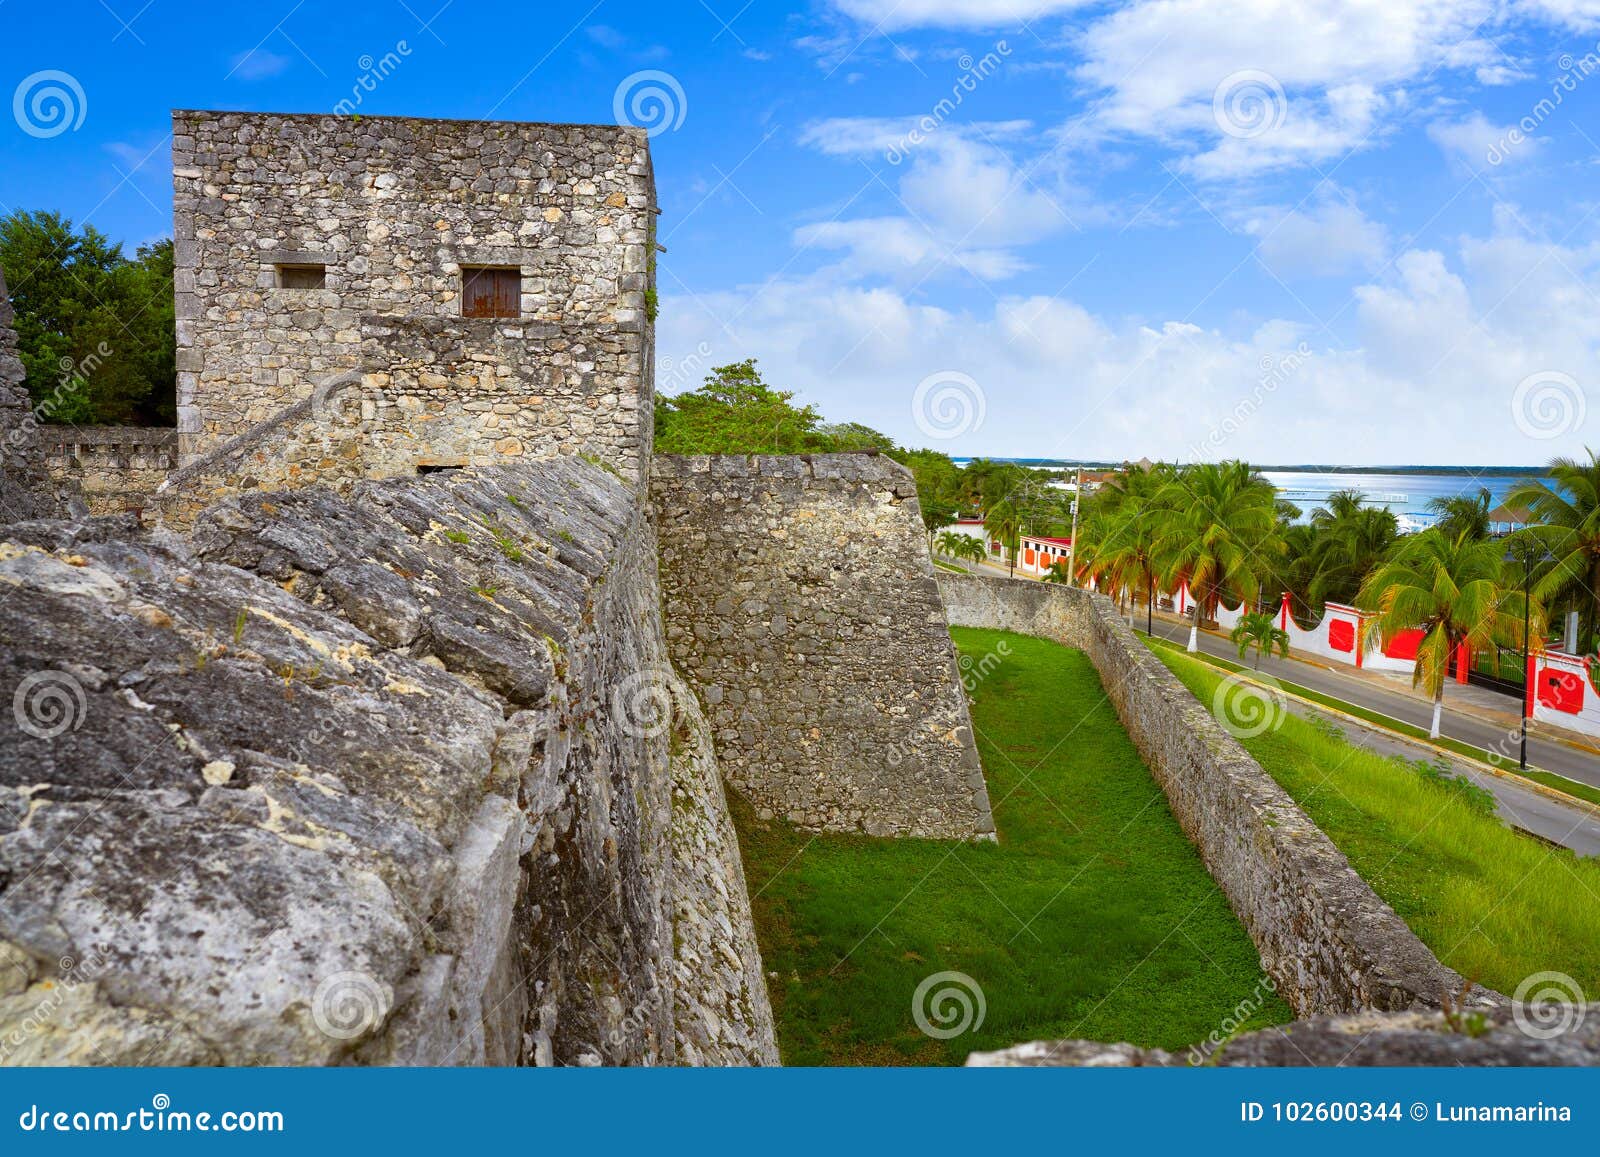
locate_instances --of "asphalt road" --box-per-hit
[1138,611,1600,792]
[957,559,1600,855]
[1270,694,1600,857]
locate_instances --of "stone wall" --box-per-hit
[969,1009,1597,1067]
[40,428,177,515]
[653,454,994,840]
[0,459,775,1065]
[172,111,655,485]
[936,572,1496,1017]
[0,265,69,523]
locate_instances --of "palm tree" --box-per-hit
[1273,521,1322,624]
[1307,502,1398,608]
[1357,529,1539,738]
[1426,486,1492,542]
[1505,451,1600,643]
[933,530,987,568]
[1042,560,1072,584]
[1230,611,1289,668]
[1079,500,1161,632]
[1310,489,1368,529]
[1077,461,1170,632]
[987,499,1022,577]
[954,535,986,565]
[1154,461,1283,652]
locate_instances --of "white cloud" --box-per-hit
[829,0,1094,28]
[1245,195,1389,278]
[1515,0,1600,30]
[1073,0,1503,177]
[1428,112,1538,170]
[795,218,1028,280]
[229,49,291,81]
[659,220,1600,465]
[796,118,1079,280]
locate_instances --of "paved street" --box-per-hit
[952,558,1600,855]
[1137,611,1600,791]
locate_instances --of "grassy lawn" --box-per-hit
[1142,632,1600,809]
[732,627,1293,1066]
[1155,646,1600,1001]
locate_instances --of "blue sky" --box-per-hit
[5,0,1600,464]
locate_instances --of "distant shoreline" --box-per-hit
[950,459,1545,476]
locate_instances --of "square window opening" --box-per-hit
[462,266,521,318]
[277,264,326,289]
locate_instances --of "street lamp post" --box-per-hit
[1505,542,1554,771]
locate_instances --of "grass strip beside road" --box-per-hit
[1140,632,1600,810]
[1154,646,1600,1000]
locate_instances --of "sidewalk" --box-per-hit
[938,557,1600,762]
[1147,606,1600,757]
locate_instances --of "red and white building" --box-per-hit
[1015,534,1073,577]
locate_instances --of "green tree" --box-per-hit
[1230,611,1289,668]
[892,447,964,538]
[1505,451,1600,644]
[1077,462,1167,631]
[1154,461,1283,653]
[0,210,175,424]
[1426,486,1493,543]
[1357,530,1537,738]
[934,530,983,564]
[654,359,832,454]
[1306,492,1398,609]
[987,498,1022,577]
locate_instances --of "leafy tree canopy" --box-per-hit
[0,209,175,425]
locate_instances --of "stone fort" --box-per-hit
[0,111,1574,1067]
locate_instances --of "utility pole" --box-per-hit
[1067,467,1082,587]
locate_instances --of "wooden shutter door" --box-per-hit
[463,268,519,318]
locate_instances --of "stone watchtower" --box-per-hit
[171,111,657,487]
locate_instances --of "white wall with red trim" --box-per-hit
[1529,648,1600,738]
[1015,534,1073,577]
[1163,584,1427,676]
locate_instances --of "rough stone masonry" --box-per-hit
[171,111,655,488]
[0,461,776,1065]
[1,109,1581,1068]
[653,454,995,840]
